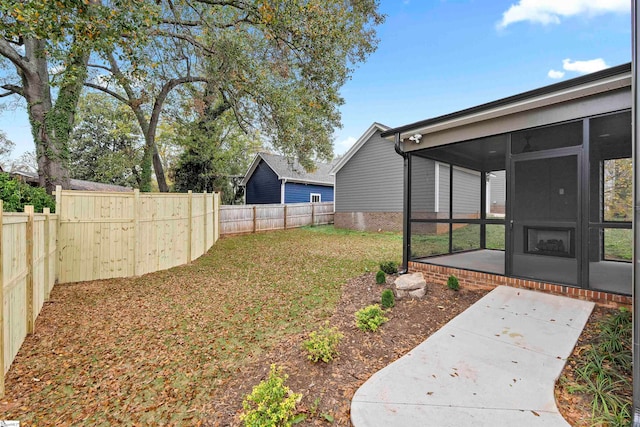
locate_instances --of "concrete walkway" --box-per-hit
[351,286,595,426]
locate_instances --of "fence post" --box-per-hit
[213,193,220,242]
[54,186,61,283]
[133,189,140,276]
[253,205,257,233]
[311,203,315,226]
[43,207,51,300]
[0,200,4,397]
[203,191,208,249]
[187,190,193,263]
[283,204,287,229]
[25,205,34,335]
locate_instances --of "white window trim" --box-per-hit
[434,162,440,213]
[310,193,321,203]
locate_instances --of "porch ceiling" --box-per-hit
[413,134,507,172]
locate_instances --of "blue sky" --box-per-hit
[333,0,631,154]
[0,0,633,159]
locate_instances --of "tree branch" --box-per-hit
[87,63,113,72]
[148,76,209,138]
[0,38,34,76]
[152,30,218,55]
[83,82,129,104]
[0,84,24,97]
[162,19,202,26]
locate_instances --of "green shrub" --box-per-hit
[447,275,460,291]
[379,261,398,275]
[375,270,386,284]
[564,308,633,425]
[0,173,55,213]
[381,289,395,309]
[303,322,344,363]
[355,304,388,332]
[241,364,302,427]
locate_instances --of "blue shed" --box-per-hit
[242,152,335,204]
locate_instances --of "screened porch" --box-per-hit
[408,110,632,296]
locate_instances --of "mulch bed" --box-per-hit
[204,273,489,426]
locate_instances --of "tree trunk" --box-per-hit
[152,144,169,192]
[21,38,71,193]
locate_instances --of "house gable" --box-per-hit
[334,126,403,212]
[245,159,281,204]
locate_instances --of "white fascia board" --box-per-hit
[330,122,391,175]
[280,177,334,186]
[396,73,631,141]
[240,153,263,186]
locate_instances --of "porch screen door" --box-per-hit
[510,150,580,285]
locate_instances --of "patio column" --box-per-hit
[632,0,640,423]
[395,132,410,274]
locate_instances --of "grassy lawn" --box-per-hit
[411,224,505,257]
[2,226,401,425]
[604,228,632,261]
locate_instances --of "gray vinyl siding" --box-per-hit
[410,156,435,212]
[438,164,450,214]
[452,167,482,215]
[489,170,506,206]
[335,130,404,212]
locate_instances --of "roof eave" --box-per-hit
[281,177,333,186]
[380,63,632,139]
[330,122,391,175]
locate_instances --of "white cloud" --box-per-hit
[562,58,609,74]
[334,136,357,156]
[546,58,609,79]
[547,69,565,79]
[497,0,629,29]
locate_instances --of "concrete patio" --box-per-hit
[351,286,595,426]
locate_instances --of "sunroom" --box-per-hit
[382,63,632,298]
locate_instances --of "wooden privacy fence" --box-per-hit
[1,189,220,396]
[1,202,57,395]
[56,188,220,284]
[1,193,332,396]
[219,202,334,235]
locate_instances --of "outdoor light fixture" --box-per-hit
[409,134,422,143]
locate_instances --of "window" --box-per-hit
[603,158,632,222]
[310,193,321,203]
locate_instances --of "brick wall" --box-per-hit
[409,261,632,307]
[334,212,403,232]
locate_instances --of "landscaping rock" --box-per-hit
[395,273,426,291]
[394,272,427,299]
[395,289,409,299]
[409,287,426,298]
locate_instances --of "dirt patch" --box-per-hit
[204,273,489,426]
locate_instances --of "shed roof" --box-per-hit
[329,122,390,175]
[242,152,335,186]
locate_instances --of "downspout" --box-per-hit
[632,1,640,424]
[394,132,410,275]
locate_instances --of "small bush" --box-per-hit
[303,323,344,363]
[381,289,395,309]
[447,275,460,291]
[0,173,55,213]
[241,364,302,427]
[375,270,386,284]
[355,304,388,332]
[379,261,398,275]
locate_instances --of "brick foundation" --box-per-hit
[409,261,632,307]
[334,212,403,232]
